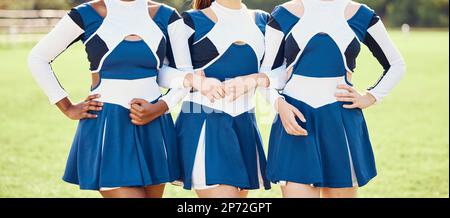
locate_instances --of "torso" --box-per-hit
[73,0,178,109]
[182,2,269,116]
[281,0,362,82]
[273,0,375,109]
[82,0,166,88]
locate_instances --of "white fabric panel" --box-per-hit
[197,2,265,70]
[287,0,354,72]
[158,65,190,89]
[91,77,162,109]
[264,64,289,90]
[258,88,284,112]
[28,15,84,104]
[85,0,165,72]
[366,21,406,102]
[160,88,191,113]
[283,75,349,109]
[167,19,194,71]
[260,25,285,74]
[191,121,219,190]
[185,90,256,117]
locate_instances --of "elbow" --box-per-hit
[27,46,41,75]
[27,49,38,76]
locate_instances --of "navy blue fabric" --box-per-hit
[267,95,377,188]
[184,11,216,42]
[191,38,219,70]
[284,34,300,69]
[153,5,180,39]
[293,34,347,78]
[63,102,180,190]
[85,34,109,71]
[270,6,299,35]
[204,44,259,82]
[176,102,271,190]
[101,40,158,79]
[268,6,299,69]
[254,10,270,34]
[345,38,361,72]
[68,8,84,30]
[74,4,103,42]
[347,4,376,41]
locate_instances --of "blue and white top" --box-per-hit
[160,2,269,117]
[28,0,192,110]
[261,0,406,108]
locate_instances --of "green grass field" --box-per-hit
[0,30,448,198]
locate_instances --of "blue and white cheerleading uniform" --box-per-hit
[28,0,192,190]
[171,2,271,190]
[261,0,406,188]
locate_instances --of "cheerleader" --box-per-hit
[27,0,192,198]
[159,0,272,198]
[261,0,406,198]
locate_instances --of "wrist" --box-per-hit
[364,92,377,105]
[56,97,73,113]
[255,73,269,88]
[156,100,170,115]
[183,73,194,88]
[275,97,286,112]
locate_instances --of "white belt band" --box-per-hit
[283,75,349,109]
[91,77,162,109]
[183,91,256,117]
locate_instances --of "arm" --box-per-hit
[28,9,102,119]
[336,13,406,109]
[365,16,406,102]
[158,10,195,112]
[258,10,290,111]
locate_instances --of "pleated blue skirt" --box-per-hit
[175,102,271,190]
[267,94,377,188]
[62,102,180,190]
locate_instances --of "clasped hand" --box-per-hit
[193,74,262,103]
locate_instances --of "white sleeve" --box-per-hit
[158,11,194,112]
[259,15,288,111]
[258,88,284,112]
[158,13,194,89]
[364,20,406,102]
[159,88,191,113]
[28,14,84,104]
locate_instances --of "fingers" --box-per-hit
[85,94,101,101]
[130,107,143,117]
[336,97,355,102]
[88,100,104,107]
[291,107,306,123]
[213,88,225,100]
[130,98,148,106]
[343,103,359,109]
[129,113,142,122]
[288,118,308,136]
[281,114,308,136]
[131,103,144,112]
[82,112,97,119]
[337,84,355,93]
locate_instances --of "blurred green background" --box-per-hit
[0,0,449,27]
[0,1,448,198]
